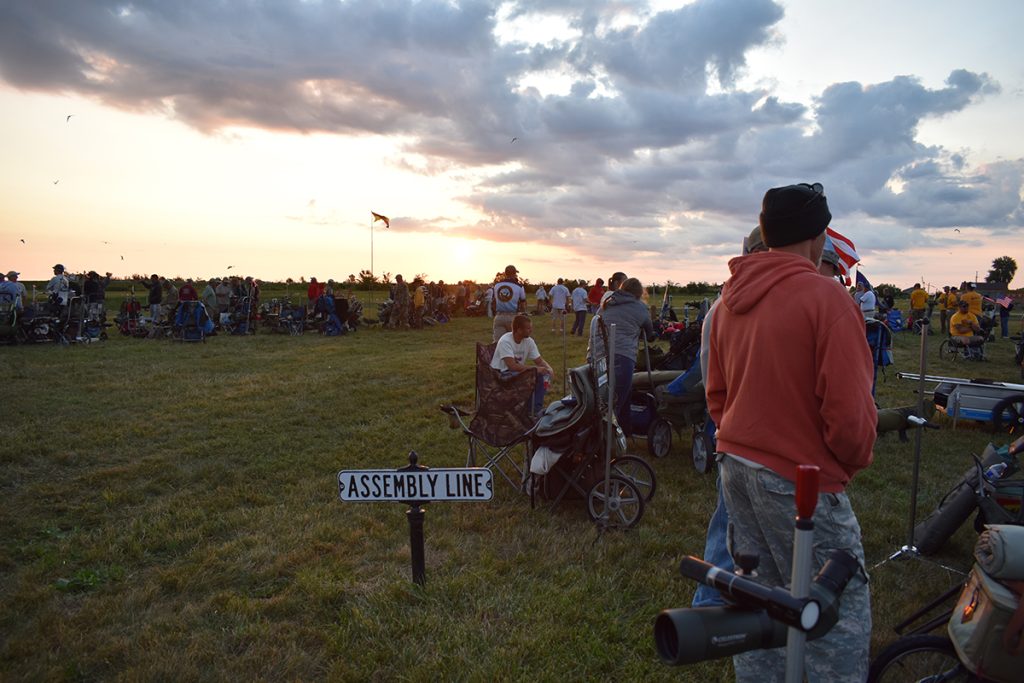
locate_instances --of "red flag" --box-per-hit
[371,211,390,228]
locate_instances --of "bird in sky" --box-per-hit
[101,241,111,244]
[66,114,73,122]
[20,239,25,244]
[954,228,961,233]
[510,137,518,143]
[53,180,59,185]
[227,265,234,270]
[120,255,124,260]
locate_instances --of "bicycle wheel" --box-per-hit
[868,634,971,682]
[611,454,656,502]
[587,475,644,529]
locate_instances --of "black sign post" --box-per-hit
[399,452,429,585]
[338,451,493,586]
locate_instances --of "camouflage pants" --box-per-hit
[388,300,410,329]
[720,457,871,683]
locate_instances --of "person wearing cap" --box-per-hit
[949,299,983,350]
[46,264,71,307]
[818,234,843,281]
[491,265,526,342]
[706,182,875,682]
[0,270,26,310]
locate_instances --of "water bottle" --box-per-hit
[984,462,1008,482]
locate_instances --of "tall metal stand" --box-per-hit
[873,322,962,574]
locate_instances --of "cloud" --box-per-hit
[0,0,1020,265]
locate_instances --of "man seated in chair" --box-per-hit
[950,300,984,356]
[491,313,554,416]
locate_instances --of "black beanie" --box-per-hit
[758,182,832,248]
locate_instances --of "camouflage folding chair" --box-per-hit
[440,342,538,492]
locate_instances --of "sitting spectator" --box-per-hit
[491,314,554,416]
[949,300,983,348]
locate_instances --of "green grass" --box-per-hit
[2,302,1023,681]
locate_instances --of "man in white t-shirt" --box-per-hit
[854,281,876,320]
[548,278,570,333]
[570,281,589,336]
[491,314,554,415]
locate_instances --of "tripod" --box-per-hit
[872,320,963,575]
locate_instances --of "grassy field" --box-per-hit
[2,294,1023,681]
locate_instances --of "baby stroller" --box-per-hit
[530,361,656,528]
[644,321,702,372]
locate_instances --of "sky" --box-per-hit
[1,0,1022,289]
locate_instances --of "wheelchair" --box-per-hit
[939,335,987,362]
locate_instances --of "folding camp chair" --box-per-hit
[866,318,894,396]
[441,342,538,492]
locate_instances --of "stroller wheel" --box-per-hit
[611,455,656,502]
[692,430,713,474]
[587,475,644,529]
[647,418,673,458]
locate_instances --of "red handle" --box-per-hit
[795,465,820,521]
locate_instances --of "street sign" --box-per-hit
[338,467,493,502]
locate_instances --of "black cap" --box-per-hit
[759,183,832,248]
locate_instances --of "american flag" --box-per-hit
[996,295,1014,309]
[826,228,860,286]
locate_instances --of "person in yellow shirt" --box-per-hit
[960,284,982,315]
[939,286,956,333]
[949,300,983,355]
[909,283,928,326]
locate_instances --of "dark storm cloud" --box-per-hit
[1,0,1020,252]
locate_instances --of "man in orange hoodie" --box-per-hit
[706,182,875,682]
